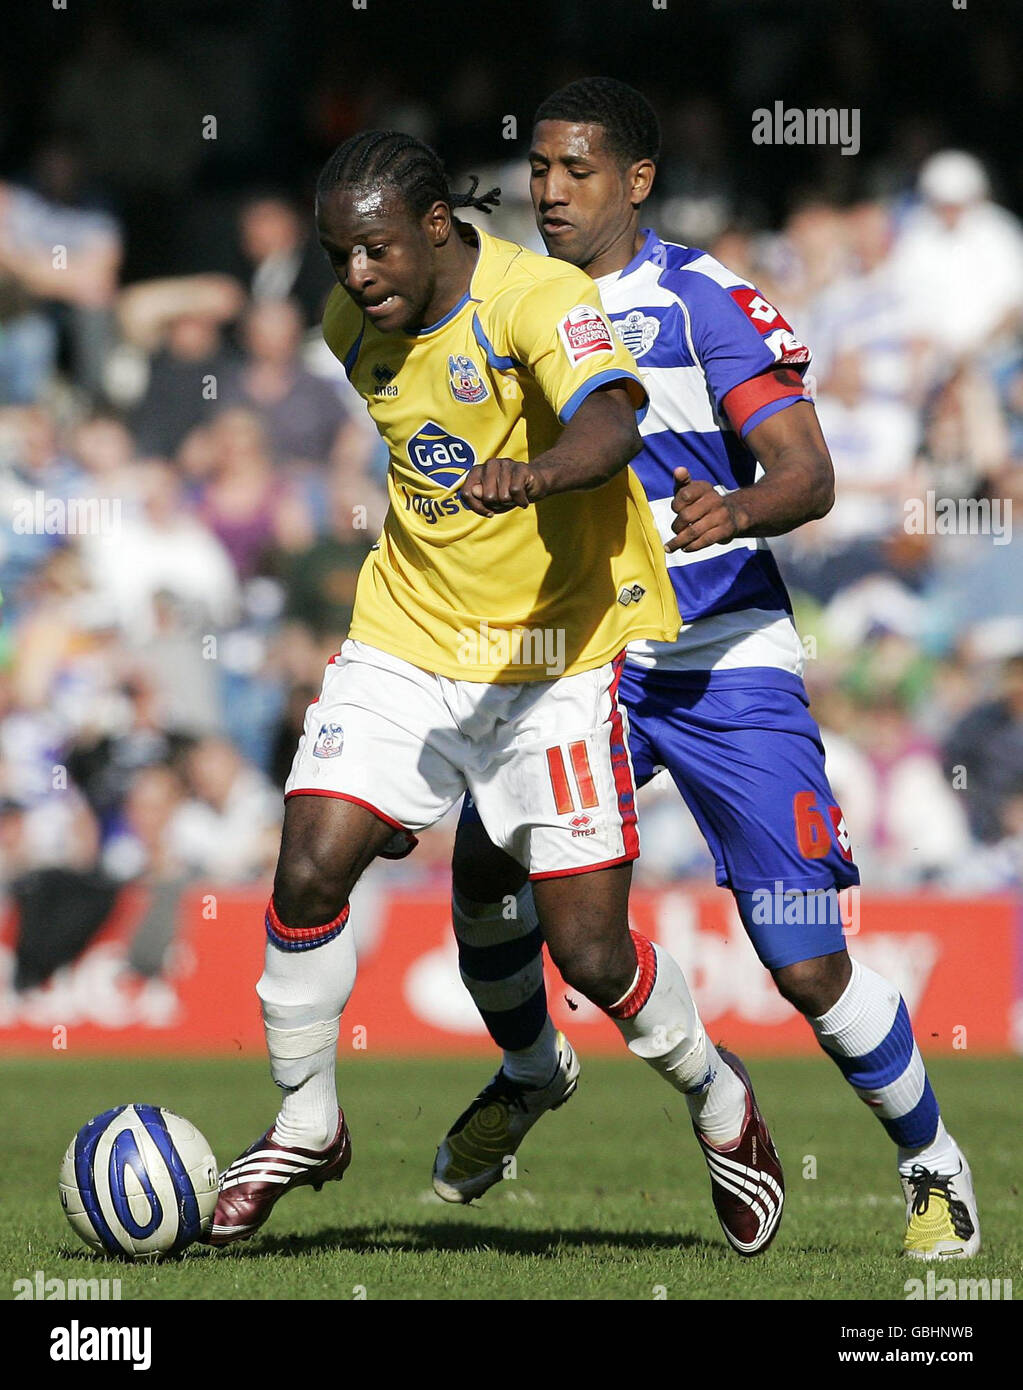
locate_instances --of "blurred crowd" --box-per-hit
[2,30,1023,989]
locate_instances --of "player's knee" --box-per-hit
[272,849,352,930]
[772,951,852,1017]
[451,822,527,903]
[548,933,635,1010]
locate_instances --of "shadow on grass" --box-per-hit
[197,1222,712,1260]
[54,1227,843,1267]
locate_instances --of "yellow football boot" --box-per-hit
[433,1033,579,1203]
[901,1154,980,1259]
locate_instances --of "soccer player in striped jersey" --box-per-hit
[434,79,980,1261]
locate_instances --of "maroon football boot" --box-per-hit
[208,1109,352,1246]
[693,1048,785,1256]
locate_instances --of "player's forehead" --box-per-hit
[529,119,615,165]
[316,184,413,250]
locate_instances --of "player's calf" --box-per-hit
[771,948,852,1017]
[537,871,777,1234]
[451,807,528,903]
[272,793,391,927]
[544,926,638,1010]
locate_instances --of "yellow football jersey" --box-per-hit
[323,224,680,681]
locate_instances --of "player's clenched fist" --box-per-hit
[666,465,746,553]
[459,457,548,516]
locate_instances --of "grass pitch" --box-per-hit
[1,1054,1019,1301]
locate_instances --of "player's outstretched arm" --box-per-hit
[459,383,640,517]
[666,399,835,553]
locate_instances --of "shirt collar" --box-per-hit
[412,222,484,337]
[594,227,663,291]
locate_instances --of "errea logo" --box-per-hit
[372,364,398,396]
[617,583,646,606]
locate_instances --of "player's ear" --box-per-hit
[425,200,452,246]
[630,159,656,208]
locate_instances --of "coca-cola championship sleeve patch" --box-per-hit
[557,303,615,364]
[500,271,645,423]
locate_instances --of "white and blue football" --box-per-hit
[59,1105,219,1261]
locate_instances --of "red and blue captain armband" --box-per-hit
[722,366,811,440]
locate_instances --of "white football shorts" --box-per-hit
[284,639,639,879]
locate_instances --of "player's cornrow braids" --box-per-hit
[316,131,500,218]
[533,77,661,166]
[449,173,502,216]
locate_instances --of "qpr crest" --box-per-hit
[613,310,660,360]
[312,723,344,759]
[448,353,489,404]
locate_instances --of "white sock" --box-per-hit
[687,1050,750,1149]
[504,1015,560,1088]
[608,934,747,1148]
[898,1118,961,1178]
[271,1040,341,1150]
[256,919,357,1149]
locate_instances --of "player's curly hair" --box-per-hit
[316,131,501,219]
[533,77,660,166]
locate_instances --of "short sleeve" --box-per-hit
[322,285,365,377]
[677,272,813,416]
[502,275,646,423]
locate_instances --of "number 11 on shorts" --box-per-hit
[546,742,600,815]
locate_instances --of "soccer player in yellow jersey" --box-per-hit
[210,130,682,1244]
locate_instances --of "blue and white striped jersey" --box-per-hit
[596,229,813,674]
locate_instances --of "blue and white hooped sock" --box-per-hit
[808,958,946,1163]
[453,887,559,1087]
